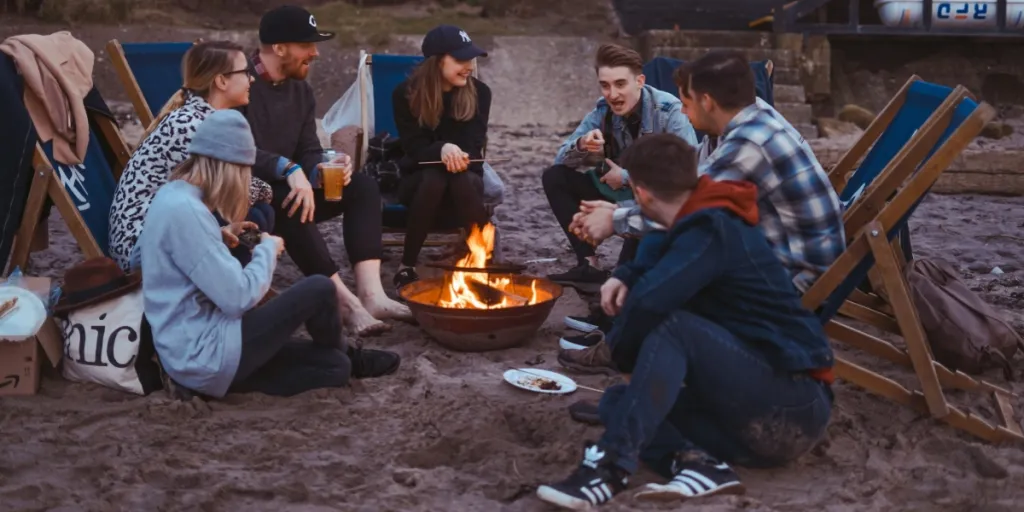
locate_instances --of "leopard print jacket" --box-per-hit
[107,94,273,270]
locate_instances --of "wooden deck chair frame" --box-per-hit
[804,96,1022,443]
[106,39,203,129]
[356,52,484,248]
[7,114,131,272]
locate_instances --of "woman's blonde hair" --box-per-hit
[169,155,251,223]
[406,55,478,129]
[140,41,245,141]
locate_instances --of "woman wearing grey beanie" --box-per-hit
[138,110,400,398]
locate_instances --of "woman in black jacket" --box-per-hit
[391,25,492,290]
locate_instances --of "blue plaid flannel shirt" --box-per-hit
[613,100,845,290]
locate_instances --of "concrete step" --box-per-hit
[651,46,799,68]
[775,101,814,125]
[793,123,820,140]
[771,66,802,86]
[773,84,806,104]
[640,30,776,51]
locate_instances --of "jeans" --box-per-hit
[269,171,383,277]
[598,310,832,475]
[230,275,351,396]
[542,164,638,266]
[397,168,489,267]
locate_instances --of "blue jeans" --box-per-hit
[598,310,832,476]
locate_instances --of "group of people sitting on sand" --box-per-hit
[532,45,844,509]
[105,6,496,398]
[102,3,841,507]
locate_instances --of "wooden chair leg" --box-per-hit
[9,166,52,271]
[865,222,948,418]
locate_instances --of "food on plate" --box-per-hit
[519,375,562,391]
[0,296,18,321]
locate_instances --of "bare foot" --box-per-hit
[343,304,391,337]
[364,295,414,323]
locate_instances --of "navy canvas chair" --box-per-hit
[106,40,193,129]
[803,89,1021,443]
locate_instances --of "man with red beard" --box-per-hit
[240,5,412,337]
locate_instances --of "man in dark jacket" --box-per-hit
[537,134,835,510]
[241,5,410,336]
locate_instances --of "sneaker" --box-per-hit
[559,331,605,351]
[558,340,618,376]
[564,310,612,333]
[634,452,745,502]
[547,263,610,294]
[348,345,401,379]
[393,267,419,293]
[536,443,628,510]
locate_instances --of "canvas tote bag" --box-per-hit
[60,289,161,395]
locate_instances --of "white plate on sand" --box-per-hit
[0,286,47,341]
[503,368,577,395]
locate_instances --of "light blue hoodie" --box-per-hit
[138,180,277,397]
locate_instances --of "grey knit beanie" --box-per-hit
[188,110,257,166]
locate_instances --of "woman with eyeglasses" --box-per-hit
[109,40,273,270]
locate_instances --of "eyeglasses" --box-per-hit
[224,69,252,78]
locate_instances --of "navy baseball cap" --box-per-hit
[421,25,487,61]
[259,5,335,44]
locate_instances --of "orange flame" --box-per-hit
[439,223,540,309]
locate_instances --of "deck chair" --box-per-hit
[8,90,132,271]
[105,40,192,129]
[804,88,1022,443]
[352,52,495,248]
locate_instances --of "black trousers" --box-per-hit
[269,172,383,277]
[542,164,639,266]
[397,168,489,267]
[231,275,351,396]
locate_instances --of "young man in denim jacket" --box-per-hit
[541,44,697,296]
[537,133,835,511]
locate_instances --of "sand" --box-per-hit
[4,122,1024,511]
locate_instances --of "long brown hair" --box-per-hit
[406,55,478,129]
[169,155,251,223]
[140,41,245,141]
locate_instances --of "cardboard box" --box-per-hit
[0,277,64,396]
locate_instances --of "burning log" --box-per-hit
[465,279,528,308]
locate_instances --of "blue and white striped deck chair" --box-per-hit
[106,40,192,128]
[801,90,1020,443]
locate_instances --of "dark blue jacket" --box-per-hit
[608,205,833,375]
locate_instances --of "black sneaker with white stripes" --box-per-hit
[559,330,605,351]
[536,443,628,510]
[634,452,745,502]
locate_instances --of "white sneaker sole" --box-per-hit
[559,338,590,351]
[564,317,599,333]
[536,485,595,510]
[634,480,745,502]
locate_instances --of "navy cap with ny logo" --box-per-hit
[259,5,335,45]
[421,24,488,61]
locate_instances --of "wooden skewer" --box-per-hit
[418,157,512,165]
[513,367,605,394]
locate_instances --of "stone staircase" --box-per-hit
[637,30,820,140]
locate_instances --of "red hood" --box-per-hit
[674,175,759,226]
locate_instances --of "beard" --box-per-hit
[281,54,312,80]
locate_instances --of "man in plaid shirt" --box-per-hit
[575,51,844,292]
[560,50,845,375]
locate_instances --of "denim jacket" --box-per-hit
[607,206,833,376]
[554,84,697,174]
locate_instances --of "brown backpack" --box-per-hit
[904,258,1024,379]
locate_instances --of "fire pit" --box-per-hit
[399,224,563,352]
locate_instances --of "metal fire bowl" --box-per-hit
[399,275,563,352]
